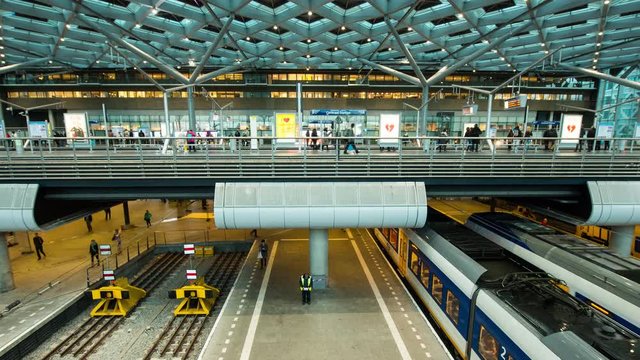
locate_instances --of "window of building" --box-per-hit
[432,275,443,304]
[445,291,460,325]
[420,261,430,289]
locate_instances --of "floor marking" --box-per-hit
[29,313,36,317]
[19,320,25,324]
[239,241,279,360]
[222,347,227,353]
[236,311,241,315]
[408,320,413,325]
[397,302,402,306]
[346,229,354,239]
[391,291,396,295]
[426,352,432,358]
[411,327,417,332]
[244,289,249,293]
[225,339,230,344]
[416,335,422,340]
[38,307,45,311]
[394,297,398,300]
[404,314,409,318]
[228,331,233,336]
[420,343,426,349]
[8,327,15,331]
[240,299,245,303]
[218,357,224,360]
[350,239,411,360]
[231,323,236,329]
[400,307,405,312]
[0,334,3,338]
[234,317,239,321]
[239,304,244,309]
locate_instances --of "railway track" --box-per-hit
[143,251,246,360]
[42,252,187,360]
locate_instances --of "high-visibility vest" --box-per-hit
[299,275,312,291]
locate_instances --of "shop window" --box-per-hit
[432,275,443,304]
[445,291,459,325]
[410,246,420,276]
[420,262,430,289]
[479,326,500,360]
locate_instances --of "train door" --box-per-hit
[397,230,408,277]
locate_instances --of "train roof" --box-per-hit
[490,274,640,360]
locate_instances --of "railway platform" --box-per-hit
[198,228,451,360]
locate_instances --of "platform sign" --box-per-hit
[596,122,614,139]
[28,120,49,138]
[183,244,195,255]
[275,113,297,143]
[503,95,528,110]
[103,270,115,281]
[560,114,582,144]
[379,113,400,145]
[462,104,478,116]
[186,269,197,280]
[99,244,111,256]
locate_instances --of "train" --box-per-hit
[465,212,640,336]
[371,211,639,360]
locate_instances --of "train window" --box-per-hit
[479,326,500,360]
[431,275,443,304]
[420,262,430,289]
[445,291,459,325]
[410,248,420,276]
[389,228,399,250]
[382,228,390,240]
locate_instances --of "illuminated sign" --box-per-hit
[63,112,89,143]
[462,104,478,115]
[275,113,297,143]
[310,109,366,116]
[503,95,528,110]
[560,114,583,144]
[379,113,400,145]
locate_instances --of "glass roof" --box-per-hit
[0,0,637,73]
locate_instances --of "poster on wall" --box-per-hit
[560,114,582,144]
[379,113,400,145]
[275,113,297,143]
[28,121,49,138]
[596,122,614,139]
[63,112,89,143]
[250,115,258,150]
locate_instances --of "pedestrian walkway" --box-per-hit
[0,199,263,359]
[428,198,501,223]
[199,228,451,360]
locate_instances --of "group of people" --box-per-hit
[463,124,483,152]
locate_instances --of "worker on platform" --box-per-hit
[112,229,122,254]
[144,210,152,228]
[33,233,46,260]
[90,239,99,266]
[299,273,313,305]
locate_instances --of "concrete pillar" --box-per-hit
[122,201,131,227]
[187,87,196,131]
[309,228,328,289]
[0,232,16,293]
[610,225,635,256]
[419,86,429,136]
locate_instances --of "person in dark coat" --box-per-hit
[84,214,93,232]
[471,124,482,152]
[33,233,46,260]
[90,239,99,266]
[259,239,268,269]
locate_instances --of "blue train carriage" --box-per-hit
[371,221,640,359]
[465,212,640,335]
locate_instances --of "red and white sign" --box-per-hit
[103,270,115,281]
[560,114,583,144]
[184,244,195,255]
[186,269,197,280]
[379,113,400,145]
[99,244,111,256]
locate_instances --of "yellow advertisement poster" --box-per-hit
[275,113,297,142]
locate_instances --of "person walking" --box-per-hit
[112,229,122,254]
[84,214,93,233]
[33,233,46,260]
[311,128,318,150]
[144,210,152,228]
[90,239,99,266]
[299,273,313,305]
[104,207,111,220]
[259,239,268,269]
[343,123,359,154]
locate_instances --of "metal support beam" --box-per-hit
[358,58,421,86]
[426,21,532,86]
[557,63,640,92]
[76,15,188,84]
[110,46,165,91]
[187,87,196,130]
[385,18,428,87]
[193,58,258,85]
[189,15,234,82]
[491,49,559,94]
[0,58,51,75]
[452,84,491,95]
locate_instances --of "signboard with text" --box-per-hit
[560,114,583,144]
[379,113,400,145]
[462,104,478,116]
[310,109,366,116]
[504,95,528,110]
[28,121,49,138]
[275,113,297,143]
[596,122,614,139]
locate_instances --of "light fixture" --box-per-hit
[456,13,464,19]
[0,46,3,49]
[540,43,545,47]
[348,66,352,70]
[472,69,476,72]
[604,0,610,4]
[307,38,312,43]
[441,48,446,52]
[1,61,5,64]
[246,36,250,41]
[341,25,346,30]
[60,37,65,41]
[283,60,287,64]
[425,40,431,44]
[135,23,141,28]
[177,65,181,69]
[598,31,603,36]
[306,54,311,58]
[188,59,195,66]
[500,57,505,61]
[279,46,284,50]
[593,59,598,62]
[96,60,100,64]
[388,47,392,51]
[273,25,278,30]
[65,24,71,29]
[513,69,516,72]
[544,50,549,54]
[593,65,597,69]
[48,60,53,64]
[307,11,313,16]
[482,39,489,44]
[306,67,310,71]
[491,49,497,53]
[595,51,600,55]
[143,60,148,63]
[133,66,137,70]
[334,46,338,51]
[151,7,158,14]
[596,43,601,47]
[367,38,371,42]
[407,27,413,31]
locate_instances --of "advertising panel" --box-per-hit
[63,112,89,143]
[596,122,614,139]
[275,113,297,143]
[560,114,583,144]
[250,115,258,150]
[28,121,49,138]
[379,113,400,145]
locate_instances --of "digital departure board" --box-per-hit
[462,104,478,115]
[503,95,528,109]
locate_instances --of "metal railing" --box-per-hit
[3,135,640,180]
[85,235,156,287]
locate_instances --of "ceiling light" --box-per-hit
[307,11,313,16]
[143,60,148,63]
[595,51,600,55]
[0,37,3,40]
[441,48,446,52]
[48,60,53,64]
[598,31,603,36]
[307,38,312,43]
[60,37,65,41]
[177,65,181,69]
[283,60,287,64]
[593,65,597,69]
[472,69,476,72]
[367,38,371,42]
[246,36,250,41]
[388,47,393,51]
[341,26,346,30]
[425,40,431,44]
[306,54,311,58]
[491,49,497,53]
[279,46,284,50]
[593,59,598,62]
[334,46,338,51]
[544,50,549,54]
[188,59,195,66]
[540,43,545,47]
[407,27,413,31]
[133,67,137,70]
[151,8,158,14]
[596,43,601,47]
[135,23,141,28]
[273,25,278,30]
[456,13,464,19]
[96,60,100,64]
[604,0,610,4]
[1,61,5,64]
[500,57,505,61]
[306,67,310,71]
[482,39,489,44]
[0,46,3,49]
[513,69,516,72]
[66,24,71,29]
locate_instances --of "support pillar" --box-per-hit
[176,200,189,218]
[420,87,429,136]
[187,87,196,131]
[0,232,15,293]
[309,228,328,289]
[610,225,635,256]
[123,201,131,228]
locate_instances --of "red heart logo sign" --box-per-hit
[283,117,290,123]
[385,124,394,132]
[567,124,576,133]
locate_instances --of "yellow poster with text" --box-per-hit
[275,113,297,142]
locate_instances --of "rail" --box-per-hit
[3,135,640,180]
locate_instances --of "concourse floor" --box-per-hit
[199,228,451,360]
[0,199,261,358]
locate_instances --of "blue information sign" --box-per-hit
[310,109,367,116]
